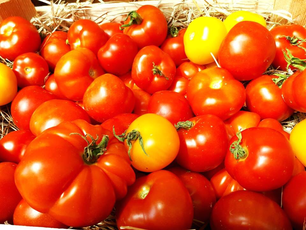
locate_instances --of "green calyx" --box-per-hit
[175,120,194,130]
[152,62,169,80]
[120,11,143,30]
[283,49,306,72]
[229,131,247,160]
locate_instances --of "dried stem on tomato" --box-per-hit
[175,120,194,130]
[120,11,143,30]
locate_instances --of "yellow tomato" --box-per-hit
[0,63,17,106]
[223,11,267,32]
[184,16,227,65]
[290,118,306,166]
[124,113,180,172]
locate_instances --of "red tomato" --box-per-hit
[40,31,71,71]
[218,21,276,81]
[121,5,168,48]
[258,117,290,139]
[0,16,41,61]
[148,90,194,125]
[225,127,294,191]
[132,88,151,115]
[97,33,138,76]
[12,52,49,88]
[67,19,109,54]
[169,166,216,228]
[29,99,91,136]
[246,75,294,121]
[0,162,22,224]
[11,86,58,130]
[99,22,123,38]
[15,119,135,227]
[83,73,135,123]
[131,45,176,94]
[116,170,194,230]
[54,47,104,101]
[175,114,228,172]
[160,27,188,66]
[270,24,306,71]
[13,199,67,228]
[187,67,246,120]
[0,130,35,163]
[44,74,67,99]
[210,190,292,230]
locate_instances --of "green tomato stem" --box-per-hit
[120,11,143,30]
[229,131,247,160]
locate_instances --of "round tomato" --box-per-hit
[0,63,17,106]
[0,16,41,61]
[290,118,306,166]
[44,74,67,99]
[132,88,151,115]
[258,117,290,139]
[218,21,276,81]
[99,22,123,38]
[184,16,227,65]
[116,170,194,230]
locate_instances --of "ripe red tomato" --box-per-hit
[54,47,104,101]
[116,170,194,230]
[210,190,292,230]
[258,117,290,139]
[99,22,123,38]
[187,67,246,120]
[175,114,228,172]
[44,74,67,99]
[97,33,138,76]
[12,52,49,88]
[132,88,151,115]
[0,16,41,61]
[131,45,176,94]
[121,5,168,48]
[225,127,295,191]
[218,21,276,81]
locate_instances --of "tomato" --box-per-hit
[83,73,135,123]
[97,33,138,76]
[218,21,276,81]
[148,90,193,125]
[225,127,294,191]
[54,47,104,101]
[282,171,306,229]
[117,113,180,172]
[40,31,71,71]
[258,117,290,139]
[161,27,188,66]
[270,24,306,71]
[131,45,176,94]
[0,63,17,106]
[223,11,266,32]
[0,16,41,61]
[121,5,168,48]
[184,16,227,65]
[44,74,67,99]
[290,118,306,166]
[169,166,216,228]
[13,199,67,228]
[0,162,22,224]
[246,74,294,121]
[292,157,305,177]
[132,88,151,115]
[187,67,246,120]
[0,130,35,163]
[12,52,49,88]
[11,86,58,130]
[29,99,91,136]
[210,190,292,230]
[67,19,109,55]
[175,114,228,172]
[99,22,123,38]
[15,119,135,227]
[116,170,194,230]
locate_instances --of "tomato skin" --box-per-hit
[13,199,67,228]
[131,45,176,94]
[44,74,67,99]
[0,16,41,61]
[0,130,35,163]
[122,5,168,48]
[132,88,151,115]
[97,33,138,76]
[246,75,294,121]
[225,127,294,191]
[116,170,194,230]
[258,118,290,140]
[290,118,306,166]
[54,47,104,101]
[99,22,123,38]
[176,114,229,172]
[0,63,17,106]
[210,190,292,230]
[187,67,246,120]
[12,52,49,88]
[218,21,276,81]
[83,73,135,123]
[0,162,22,224]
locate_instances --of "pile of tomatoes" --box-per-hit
[1,3,306,230]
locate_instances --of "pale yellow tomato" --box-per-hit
[290,118,306,166]
[0,63,17,106]
[224,11,267,32]
[184,16,227,65]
